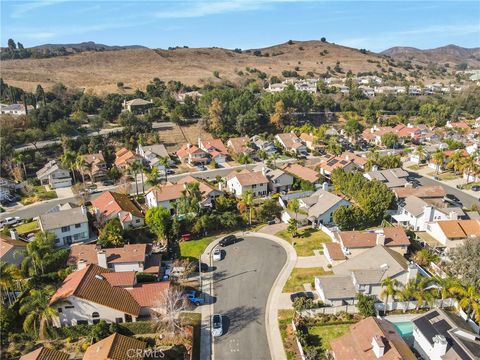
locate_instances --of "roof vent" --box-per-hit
[95,274,105,281]
[380,263,389,271]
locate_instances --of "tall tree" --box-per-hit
[431,150,445,174]
[61,150,78,183]
[208,98,223,134]
[380,277,400,313]
[239,190,254,225]
[145,206,172,245]
[0,261,21,305]
[270,100,285,129]
[449,283,480,323]
[19,286,57,339]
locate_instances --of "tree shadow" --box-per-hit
[212,269,257,284]
[220,305,262,336]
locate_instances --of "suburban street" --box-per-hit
[212,236,287,360]
[407,171,480,209]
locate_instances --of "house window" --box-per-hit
[63,236,72,244]
[75,223,82,228]
[252,184,257,189]
[65,305,74,309]
[136,219,141,224]
[77,320,88,325]
[125,314,132,323]
[116,317,123,323]
[61,226,70,233]
[73,233,85,241]
[57,308,62,313]
[92,312,100,324]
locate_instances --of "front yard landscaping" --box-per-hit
[278,310,298,360]
[276,228,332,256]
[15,220,38,235]
[20,185,57,205]
[308,323,351,350]
[283,267,332,293]
[179,235,218,261]
[427,171,461,181]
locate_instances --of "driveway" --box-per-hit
[212,236,287,360]
[257,223,287,235]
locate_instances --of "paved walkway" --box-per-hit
[296,249,329,269]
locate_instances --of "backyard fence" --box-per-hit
[375,298,456,313]
[299,304,359,317]
[291,320,306,360]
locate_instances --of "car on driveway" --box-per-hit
[290,291,315,301]
[443,194,462,207]
[213,248,222,261]
[219,235,238,247]
[212,314,223,337]
[471,185,480,192]
[184,290,205,306]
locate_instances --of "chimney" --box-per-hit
[423,205,434,223]
[375,230,386,246]
[9,229,19,240]
[322,182,329,191]
[449,211,458,220]
[77,259,87,270]
[432,335,448,357]
[186,143,191,149]
[81,205,87,216]
[371,336,385,358]
[372,164,379,172]
[97,250,108,269]
[262,167,267,176]
[407,262,419,281]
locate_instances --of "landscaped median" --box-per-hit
[276,228,332,257]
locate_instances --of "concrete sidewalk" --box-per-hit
[296,250,329,269]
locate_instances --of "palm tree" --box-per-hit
[412,276,435,310]
[434,277,457,309]
[158,157,170,182]
[75,154,86,184]
[257,149,268,162]
[0,261,21,305]
[177,182,201,215]
[288,198,300,222]
[19,286,58,339]
[239,190,254,226]
[414,145,427,164]
[449,283,480,323]
[380,277,400,313]
[61,150,77,183]
[446,151,463,175]
[431,150,445,174]
[396,282,414,313]
[128,160,143,197]
[461,155,479,184]
[269,153,279,169]
[12,152,27,179]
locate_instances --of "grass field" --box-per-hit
[308,324,351,350]
[15,220,38,235]
[283,267,332,293]
[276,228,332,256]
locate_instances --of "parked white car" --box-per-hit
[212,314,223,337]
[213,248,222,261]
[0,216,20,227]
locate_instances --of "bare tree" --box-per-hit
[153,287,188,336]
[171,258,197,284]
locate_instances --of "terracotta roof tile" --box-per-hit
[280,163,320,183]
[20,347,70,360]
[324,243,346,260]
[84,333,146,360]
[91,191,143,218]
[127,282,171,307]
[0,234,27,258]
[50,264,141,316]
[437,219,480,239]
[337,227,410,248]
[68,244,148,266]
[393,185,446,199]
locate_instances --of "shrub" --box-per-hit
[357,293,376,317]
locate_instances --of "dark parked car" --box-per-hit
[444,194,462,206]
[219,235,238,247]
[290,291,315,301]
[471,185,480,192]
[102,180,114,186]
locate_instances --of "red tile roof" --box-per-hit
[103,271,136,287]
[50,264,141,316]
[324,243,346,261]
[91,191,143,218]
[83,333,146,360]
[20,347,70,360]
[127,282,171,307]
[281,163,320,183]
[68,244,148,266]
[337,227,410,248]
[0,234,27,258]
[114,148,139,167]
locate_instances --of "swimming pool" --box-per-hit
[392,321,414,337]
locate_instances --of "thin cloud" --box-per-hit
[10,0,70,18]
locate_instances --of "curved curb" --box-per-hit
[244,232,297,360]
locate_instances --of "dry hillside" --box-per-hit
[2,40,399,94]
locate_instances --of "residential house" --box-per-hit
[225,170,268,198]
[81,153,108,182]
[267,83,288,92]
[250,135,277,156]
[294,79,317,94]
[393,123,422,142]
[123,99,153,115]
[363,168,409,189]
[83,333,146,360]
[0,103,34,116]
[315,245,416,305]
[176,90,202,102]
[425,219,480,250]
[252,165,293,193]
[145,175,223,212]
[427,149,469,171]
[280,163,321,185]
[114,148,141,170]
[393,195,465,231]
[316,154,357,177]
[50,264,141,327]
[299,133,316,150]
[333,227,411,258]
[68,243,161,276]
[362,126,395,146]
[330,317,416,360]
[19,347,70,360]
[91,191,144,229]
[136,143,172,171]
[275,133,308,154]
[38,205,90,246]
[198,138,229,164]
[359,85,375,97]
[340,152,368,170]
[0,234,26,266]
[393,185,446,201]
[36,160,72,189]
[176,144,210,167]
[446,120,471,133]
[322,242,346,265]
[282,189,350,227]
[412,309,480,360]
[226,136,253,155]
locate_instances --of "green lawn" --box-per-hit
[278,310,297,360]
[427,171,460,181]
[21,186,57,205]
[308,324,351,350]
[15,220,38,235]
[276,228,332,256]
[283,267,332,293]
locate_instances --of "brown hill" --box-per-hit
[381,44,480,67]
[1,40,397,93]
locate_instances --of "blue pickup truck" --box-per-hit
[184,290,205,306]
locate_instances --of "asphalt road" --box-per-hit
[212,236,287,360]
[408,171,480,209]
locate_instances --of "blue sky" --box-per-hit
[1,0,479,52]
